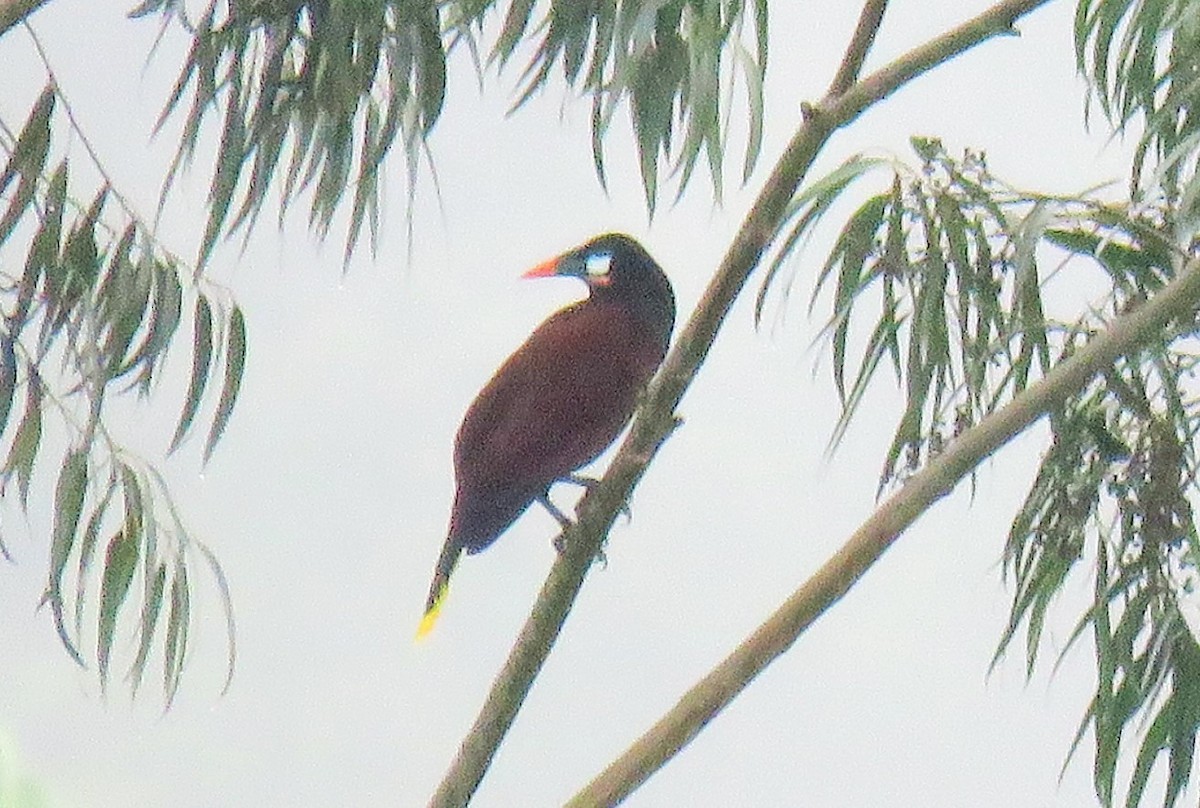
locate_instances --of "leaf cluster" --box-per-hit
[134,0,447,265]
[1077,0,1200,217]
[137,0,768,263]
[480,0,768,210]
[765,129,1200,805]
[0,83,241,702]
[764,138,1165,488]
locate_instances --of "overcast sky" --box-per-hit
[0,1,1184,806]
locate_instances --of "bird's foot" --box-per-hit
[536,493,574,531]
[561,474,632,522]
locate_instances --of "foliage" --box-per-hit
[1076,0,1200,216]
[0,81,239,702]
[131,0,767,264]
[0,0,767,704]
[750,1,1200,798]
[7,0,1200,805]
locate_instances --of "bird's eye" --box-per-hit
[584,253,612,277]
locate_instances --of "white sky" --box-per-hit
[0,1,1187,806]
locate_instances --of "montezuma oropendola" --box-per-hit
[417,233,675,637]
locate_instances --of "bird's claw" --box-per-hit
[562,474,633,521]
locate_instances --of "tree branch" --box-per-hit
[427,1,1056,805]
[567,263,1200,808]
[0,0,50,39]
[829,0,890,97]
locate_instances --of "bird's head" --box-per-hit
[521,233,675,337]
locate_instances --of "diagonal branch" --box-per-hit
[829,0,890,97]
[567,262,1200,808]
[427,1,1056,806]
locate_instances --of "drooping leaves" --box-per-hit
[142,1,770,258]
[203,304,246,463]
[0,84,244,702]
[771,133,1200,806]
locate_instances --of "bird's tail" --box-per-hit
[415,540,460,641]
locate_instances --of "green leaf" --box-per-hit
[98,529,139,694]
[41,448,88,666]
[197,51,247,269]
[125,261,183,390]
[73,472,118,640]
[0,83,54,201]
[0,337,18,440]
[129,562,168,696]
[45,449,88,599]
[13,159,67,337]
[737,41,765,183]
[101,228,153,377]
[203,305,246,463]
[163,561,190,707]
[194,540,237,695]
[169,296,213,452]
[41,184,108,352]
[3,372,43,507]
[492,0,537,66]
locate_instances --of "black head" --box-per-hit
[523,233,675,340]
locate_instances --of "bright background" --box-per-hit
[0,1,1164,806]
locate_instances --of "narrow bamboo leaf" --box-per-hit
[74,472,118,639]
[16,160,68,339]
[129,562,168,696]
[312,115,353,237]
[120,462,145,539]
[39,448,88,666]
[491,0,537,66]
[584,0,616,90]
[102,231,153,377]
[829,311,902,451]
[0,171,38,249]
[738,42,764,183]
[169,296,213,452]
[98,529,139,694]
[195,540,237,694]
[415,4,447,130]
[346,103,381,264]
[45,449,88,601]
[805,162,890,297]
[0,337,17,438]
[2,372,43,506]
[43,185,108,347]
[198,54,247,269]
[125,262,183,387]
[96,223,138,318]
[0,83,54,199]
[203,305,246,463]
[163,562,191,707]
[1164,635,1200,804]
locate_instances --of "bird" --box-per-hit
[417,233,675,638]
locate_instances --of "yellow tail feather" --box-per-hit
[415,584,448,641]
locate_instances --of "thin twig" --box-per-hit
[427,1,1056,806]
[25,27,149,233]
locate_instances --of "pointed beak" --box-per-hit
[521,255,562,279]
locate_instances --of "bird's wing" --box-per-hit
[454,302,656,488]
